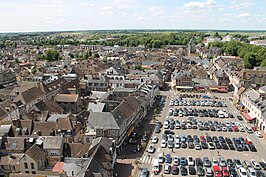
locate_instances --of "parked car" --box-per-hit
[189,166,196,175]
[151,136,158,143]
[164,164,171,174]
[171,165,179,175]
[188,156,195,166]
[139,168,149,177]
[255,131,263,138]
[180,166,187,176]
[197,165,205,176]
[165,154,172,164]
[251,160,261,170]
[147,145,155,153]
[237,167,248,177]
[180,157,187,166]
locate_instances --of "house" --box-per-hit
[203,37,221,46]
[55,94,81,114]
[87,95,145,152]
[0,70,17,86]
[0,99,20,121]
[54,137,116,177]
[190,65,209,79]
[240,88,266,134]
[83,75,109,92]
[0,154,24,174]
[36,136,64,166]
[31,121,56,136]
[213,70,230,86]
[13,86,46,114]
[2,137,27,153]
[19,144,46,174]
[172,70,193,88]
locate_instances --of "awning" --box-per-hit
[127,127,135,137]
[242,112,255,121]
[175,86,194,89]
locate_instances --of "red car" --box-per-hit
[232,126,239,132]
[200,136,206,142]
[245,137,253,145]
[213,165,222,177]
[222,166,229,177]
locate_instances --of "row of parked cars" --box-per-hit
[179,94,212,99]
[169,107,232,118]
[162,118,246,133]
[152,154,266,176]
[152,133,258,152]
[170,99,227,107]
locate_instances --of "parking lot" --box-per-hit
[139,91,266,177]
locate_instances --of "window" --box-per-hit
[25,171,29,174]
[32,171,36,174]
[31,163,34,169]
[24,163,28,169]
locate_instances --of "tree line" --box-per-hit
[209,41,266,68]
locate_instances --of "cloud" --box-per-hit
[230,0,254,10]
[236,13,251,18]
[52,0,64,4]
[100,6,114,15]
[147,6,165,16]
[183,0,217,9]
[77,3,94,7]
[114,0,136,9]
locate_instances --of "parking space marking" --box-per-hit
[157,147,160,152]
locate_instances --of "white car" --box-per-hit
[208,142,215,150]
[175,142,180,148]
[158,153,164,163]
[164,121,169,129]
[212,158,219,166]
[251,160,261,170]
[173,156,180,165]
[237,167,248,177]
[188,156,195,166]
[254,131,263,138]
[247,167,256,177]
[147,145,155,153]
[151,136,158,143]
[161,139,167,148]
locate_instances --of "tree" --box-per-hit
[93,53,100,58]
[44,49,60,61]
[244,53,257,69]
[134,65,143,70]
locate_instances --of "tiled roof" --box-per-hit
[25,144,45,162]
[55,94,79,103]
[32,121,56,136]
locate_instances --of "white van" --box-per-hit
[152,159,160,174]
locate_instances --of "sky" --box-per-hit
[0,0,266,33]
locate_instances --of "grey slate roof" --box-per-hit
[87,102,105,112]
[243,89,260,102]
[88,112,120,130]
[37,136,63,149]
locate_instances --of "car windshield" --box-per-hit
[241,172,247,175]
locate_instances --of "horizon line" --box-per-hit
[1,28,266,34]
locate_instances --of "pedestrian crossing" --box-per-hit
[140,155,153,164]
